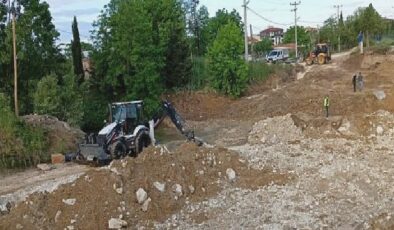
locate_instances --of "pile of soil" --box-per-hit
[0,143,289,229]
[165,91,234,121]
[22,115,85,154]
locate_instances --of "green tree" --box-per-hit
[253,38,273,57]
[358,4,384,47]
[33,74,61,117]
[1,0,63,114]
[59,74,84,126]
[201,9,243,55]
[283,26,310,47]
[91,0,191,115]
[207,22,248,97]
[71,16,84,84]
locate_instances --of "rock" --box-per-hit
[226,168,236,182]
[136,188,148,204]
[108,218,128,229]
[67,226,74,230]
[70,219,76,224]
[16,224,23,229]
[373,90,386,100]
[37,163,52,171]
[51,154,65,164]
[188,185,195,194]
[377,126,384,135]
[141,197,151,212]
[110,167,121,175]
[172,184,183,197]
[62,198,76,206]
[153,182,165,192]
[0,200,11,215]
[121,160,127,168]
[116,187,123,195]
[55,210,62,223]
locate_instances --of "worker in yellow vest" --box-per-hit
[323,95,330,118]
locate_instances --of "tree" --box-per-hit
[0,0,63,115]
[358,4,384,47]
[283,26,310,48]
[71,16,84,84]
[253,38,273,57]
[207,22,248,97]
[91,0,191,115]
[201,9,243,55]
[33,74,61,117]
[59,73,84,126]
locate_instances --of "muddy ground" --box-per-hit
[2,50,394,229]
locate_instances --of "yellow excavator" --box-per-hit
[305,43,331,65]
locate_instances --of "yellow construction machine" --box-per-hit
[305,43,331,65]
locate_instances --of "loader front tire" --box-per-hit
[110,141,127,159]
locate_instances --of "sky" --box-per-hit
[45,0,393,44]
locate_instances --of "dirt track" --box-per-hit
[3,50,394,229]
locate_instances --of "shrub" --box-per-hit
[207,22,248,97]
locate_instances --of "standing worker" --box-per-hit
[357,72,364,91]
[323,95,330,118]
[357,31,364,54]
[352,74,357,92]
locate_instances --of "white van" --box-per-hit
[265,49,289,63]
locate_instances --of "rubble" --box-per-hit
[62,198,76,206]
[37,164,52,171]
[153,182,165,192]
[226,168,236,182]
[172,184,183,197]
[373,90,386,100]
[136,188,148,204]
[108,218,128,229]
[141,198,151,212]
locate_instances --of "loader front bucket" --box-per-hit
[78,144,111,165]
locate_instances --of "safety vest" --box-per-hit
[324,97,330,107]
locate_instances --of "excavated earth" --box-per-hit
[2,50,394,229]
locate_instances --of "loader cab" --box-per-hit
[109,101,144,134]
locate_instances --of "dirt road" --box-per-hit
[2,50,394,229]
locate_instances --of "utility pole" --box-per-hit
[250,24,254,61]
[290,1,301,62]
[334,4,343,53]
[242,0,250,61]
[11,4,18,116]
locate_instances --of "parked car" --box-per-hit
[265,49,289,63]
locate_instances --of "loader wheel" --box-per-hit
[318,54,326,65]
[111,141,127,159]
[135,131,150,155]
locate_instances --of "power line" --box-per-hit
[247,6,292,26]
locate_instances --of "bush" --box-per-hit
[0,93,48,169]
[248,62,274,82]
[33,73,84,127]
[207,22,248,97]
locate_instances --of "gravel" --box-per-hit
[156,113,394,229]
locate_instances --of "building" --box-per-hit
[260,26,284,46]
[248,35,261,45]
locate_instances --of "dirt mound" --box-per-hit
[165,91,234,121]
[248,114,302,145]
[0,143,289,229]
[22,115,85,154]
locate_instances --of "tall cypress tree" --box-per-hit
[71,16,84,84]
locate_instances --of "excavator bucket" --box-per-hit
[77,143,110,164]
